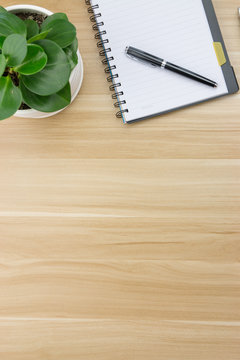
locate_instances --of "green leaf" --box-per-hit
[62,37,78,71]
[0,76,22,120]
[0,12,27,38]
[14,44,47,75]
[41,13,68,29]
[21,39,71,96]
[64,44,78,71]
[0,36,5,49]
[25,19,39,40]
[2,34,27,66]
[20,80,71,112]
[0,6,7,13]
[71,37,78,53]
[0,53,6,76]
[27,29,51,44]
[41,19,76,48]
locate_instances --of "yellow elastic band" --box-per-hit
[213,42,226,66]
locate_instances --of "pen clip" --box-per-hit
[125,46,157,67]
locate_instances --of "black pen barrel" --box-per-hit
[126,46,218,88]
[165,62,217,87]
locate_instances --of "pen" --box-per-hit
[125,46,218,88]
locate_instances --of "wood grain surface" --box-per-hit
[0,0,240,359]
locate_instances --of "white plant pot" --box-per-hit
[6,4,84,118]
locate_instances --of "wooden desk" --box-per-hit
[0,0,240,359]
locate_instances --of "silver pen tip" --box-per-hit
[125,46,129,54]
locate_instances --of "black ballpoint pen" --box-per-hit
[126,46,218,88]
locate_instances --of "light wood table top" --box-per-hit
[0,0,240,359]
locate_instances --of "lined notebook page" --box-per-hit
[91,0,228,122]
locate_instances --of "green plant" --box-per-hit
[0,6,78,120]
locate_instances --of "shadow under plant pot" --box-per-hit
[3,4,83,119]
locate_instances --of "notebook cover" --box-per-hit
[125,0,239,123]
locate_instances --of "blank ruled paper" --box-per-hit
[91,0,228,122]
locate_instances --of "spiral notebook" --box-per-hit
[86,0,238,123]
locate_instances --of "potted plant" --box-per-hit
[0,4,83,120]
